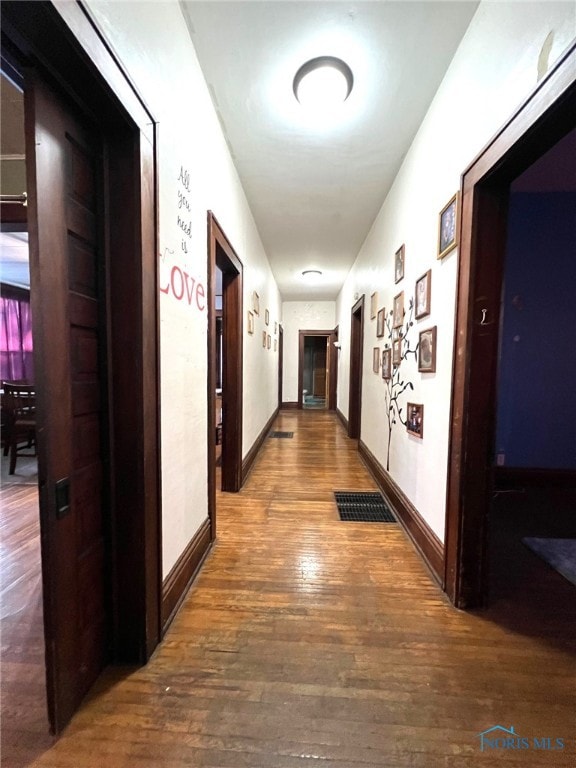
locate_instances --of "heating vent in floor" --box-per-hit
[269,431,294,438]
[334,491,396,522]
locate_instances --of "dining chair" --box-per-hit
[2,383,37,474]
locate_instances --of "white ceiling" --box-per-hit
[180,1,480,300]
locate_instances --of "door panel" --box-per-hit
[25,72,108,734]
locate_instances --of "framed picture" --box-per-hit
[438,192,459,259]
[267,333,271,349]
[373,347,380,374]
[406,402,424,438]
[394,244,405,283]
[415,270,431,319]
[376,308,386,338]
[274,339,277,352]
[418,326,437,373]
[393,292,404,328]
[392,337,402,366]
[253,291,260,315]
[265,309,269,326]
[370,292,378,320]
[262,330,267,347]
[381,348,391,380]
[247,310,254,335]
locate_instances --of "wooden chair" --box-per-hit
[2,383,37,474]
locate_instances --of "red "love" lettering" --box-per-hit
[160,265,206,311]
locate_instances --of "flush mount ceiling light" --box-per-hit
[293,56,354,109]
[301,269,323,282]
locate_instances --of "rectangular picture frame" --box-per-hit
[376,307,386,338]
[381,348,391,381]
[418,326,437,373]
[247,310,254,335]
[394,243,405,284]
[438,192,459,259]
[392,337,402,366]
[262,330,267,347]
[406,402,424,438]
[415,270,431,319]
[253,290,260,315]
[265,308,269,326]
[393,291,404,328]
[370,291,378,320]
[373,346,380,374]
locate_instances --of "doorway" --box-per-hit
[444,44,576,608]
[297,330,337,410]
[348,296,364,438]
[207,212,243,537]
[1,1,161,737]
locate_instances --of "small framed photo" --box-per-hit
[370,292,378,320]
[265,309,269,326]
[415,270,431,319]
[262,330,267,347]
[267,333,271,349]
[253,291,260,315]
[393,292,404,328]
[376,307,386,338]
[247,310,254,335]
[438,192,459,259]
[274,338,277,352]
[373,347,380,374]
[274,321,278,335]
[394,244,405,283]
[418,326,437,373]
[392,337,402,366]
[407,402,424,438]
[381,348,391,380]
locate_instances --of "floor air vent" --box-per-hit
[334,491,396,522]
[269,431,294,438]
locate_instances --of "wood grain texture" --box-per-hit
[2,412,575,767]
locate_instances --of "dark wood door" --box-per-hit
[25,73,109,734]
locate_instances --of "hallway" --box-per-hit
[2,410,575,767]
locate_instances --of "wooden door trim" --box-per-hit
[207,212,243,534]
[297,330,337,410]
[1,0,162,729]
[278,326,284,409]
[444,43,576,608]
[348,296,364,439]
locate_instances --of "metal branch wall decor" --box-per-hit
[382,296,419,470]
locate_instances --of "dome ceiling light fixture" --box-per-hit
[301,269,323,282]
[293,56,354,109]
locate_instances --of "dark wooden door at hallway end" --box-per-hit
[26,73,109,734]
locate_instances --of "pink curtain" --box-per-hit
[0,296,34,382]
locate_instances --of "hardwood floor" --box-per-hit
[1,411,575,767]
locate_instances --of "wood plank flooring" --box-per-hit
[2,411,575,767]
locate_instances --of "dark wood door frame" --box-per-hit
[444,43,576,608]
[207,212,243,534]
[1,0,162,731]
[348,296,364,439]
[297,330,337,410]
[278,326,284,409]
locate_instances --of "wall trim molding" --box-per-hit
[494,466,576,489]
[336,408,348,432]
[358,440,444,585]
[161,519,212,631]
[281,401,298,410]
[242,408,279,483]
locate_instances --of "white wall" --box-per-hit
[85,1,280,577]
[282,301,336,403]
[336,1,575,542]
